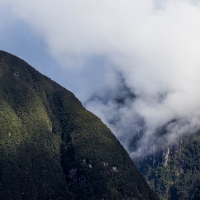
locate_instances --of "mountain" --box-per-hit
[0,50,159,200]
[137,131,200,200]
[86,83,200,200]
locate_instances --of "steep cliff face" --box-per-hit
[0,50,159,200]
[137,131,200,200]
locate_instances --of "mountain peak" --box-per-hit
[0,50,159,200]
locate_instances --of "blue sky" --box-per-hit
[0,16,77,93]
[2,0,200,158]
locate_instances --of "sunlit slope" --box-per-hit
[0,50,159,200]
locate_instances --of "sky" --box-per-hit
[1,0,200,160]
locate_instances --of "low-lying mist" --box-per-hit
[85,69,200,160]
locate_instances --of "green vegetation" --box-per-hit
[138,132,200,200]
[0,50,159,200]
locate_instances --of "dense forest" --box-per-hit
[0,50,159,200]
[137,131,200,200]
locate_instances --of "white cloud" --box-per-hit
[2,0,200,158]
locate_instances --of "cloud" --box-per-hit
[2,0,200,159]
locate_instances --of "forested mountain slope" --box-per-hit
[137,131,200,200]
[0,50,159,200]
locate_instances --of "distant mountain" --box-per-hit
[137,131,200,200]
[0,50,159,200]
[86,83,200,200]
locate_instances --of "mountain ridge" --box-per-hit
[0,50,159,200]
